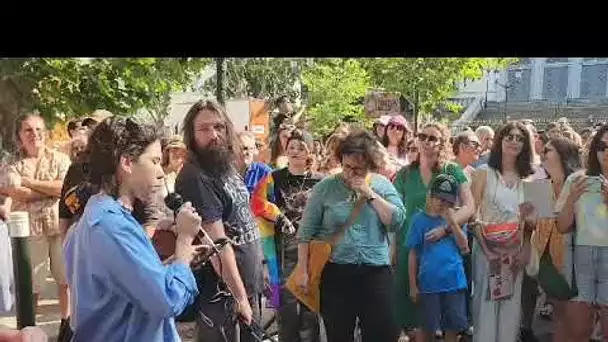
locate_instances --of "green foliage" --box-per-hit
[0,58,210,125]
[302,59,371,137]
[361,58,518,116]
[201,58,310,101]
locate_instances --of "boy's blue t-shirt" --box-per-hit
[405,211,467,294]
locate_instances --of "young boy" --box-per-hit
[407,174,469,342]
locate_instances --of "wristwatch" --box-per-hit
[366,193,378,202]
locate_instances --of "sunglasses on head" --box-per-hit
[504,133,525,143]
[417,133,441,143]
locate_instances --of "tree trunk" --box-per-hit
[0,80,24,152]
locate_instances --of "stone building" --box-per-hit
[451,58,608,131]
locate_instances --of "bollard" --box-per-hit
[8,211,35,329]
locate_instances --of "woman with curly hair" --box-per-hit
[63,117,204,341]
[296,129,406,342]
[392,122,475,341]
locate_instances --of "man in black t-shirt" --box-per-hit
[176,100,263,342]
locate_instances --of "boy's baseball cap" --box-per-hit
[430,174,459,205]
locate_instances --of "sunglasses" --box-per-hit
[388,124,405,132]
[417,133,441,143]
[504,133,525,143]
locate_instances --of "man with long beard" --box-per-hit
[176,100,263,342]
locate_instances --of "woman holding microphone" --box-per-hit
[63,118,205,342]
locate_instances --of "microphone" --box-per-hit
[163,191,225,263]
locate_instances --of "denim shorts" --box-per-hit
[419,290,468,332]
[566,245,608,306]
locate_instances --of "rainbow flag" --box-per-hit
[250,173,282,308]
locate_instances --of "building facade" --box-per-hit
[452,58,608,131]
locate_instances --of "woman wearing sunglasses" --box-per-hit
[556,123,608,341]
[470,121,535,342]
[393,122,475,341]
[525,137,582,342]
[382,115,411,170]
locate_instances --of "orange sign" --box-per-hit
[248,99,269,143]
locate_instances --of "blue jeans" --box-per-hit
[419,290,468,333]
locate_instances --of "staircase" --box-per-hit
[457,100,608,131]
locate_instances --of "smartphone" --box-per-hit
[587,176,602,193]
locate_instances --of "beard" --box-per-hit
[193,143,234,177]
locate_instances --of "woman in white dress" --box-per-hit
[470,121,536,342]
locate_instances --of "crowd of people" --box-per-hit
[0,96,607,342]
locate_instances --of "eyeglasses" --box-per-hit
[466,141,481,149]
[504,133,525,143]
[342,163,368,177]
[417,133,441,143]
[388,124,405,132]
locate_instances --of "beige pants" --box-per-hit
[27,235,66,293]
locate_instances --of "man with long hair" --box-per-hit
[176,100,264,342]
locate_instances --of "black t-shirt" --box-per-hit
[175,161,264,298]
[59,162,89,220]
[271,168,323,231]
[270,168,323,277]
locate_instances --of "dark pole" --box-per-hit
[413,90,419,135]
[216,58,226,106]
[505,84,509,121]
[8,213,36,329]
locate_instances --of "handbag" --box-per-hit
[536,227,578,300]
[285,195,367,312]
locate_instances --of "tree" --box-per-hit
[361,58,518,120]
[301,58,371,137]
[200,58,310,102]
[0,58,210,149]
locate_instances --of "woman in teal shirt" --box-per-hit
[297,130,406,342]
[393,122,475,341]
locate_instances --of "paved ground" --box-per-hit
[0,275,555,342]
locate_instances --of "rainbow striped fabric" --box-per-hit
[250,173,282,308]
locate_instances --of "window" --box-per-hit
[506,69,531,102]
[542,66,569,101]
[580,64,608,99]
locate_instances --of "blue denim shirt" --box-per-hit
[298,173,406,265]
[64,194,198,342]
